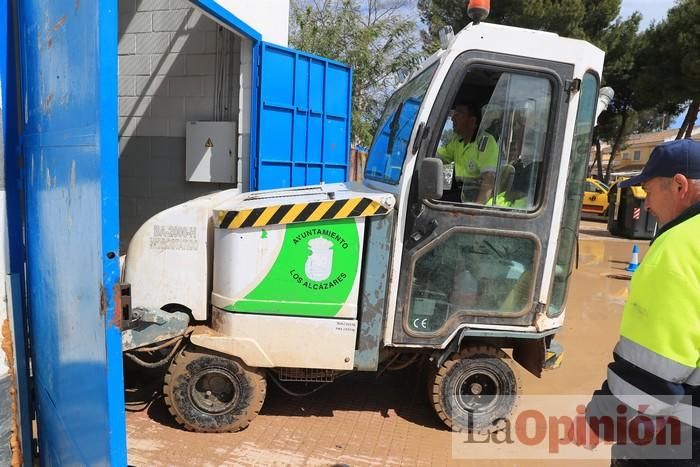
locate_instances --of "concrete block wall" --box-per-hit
[118,0,242,250]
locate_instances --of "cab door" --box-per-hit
[391,52,579,346]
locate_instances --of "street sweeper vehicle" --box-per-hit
[121,6,611,433]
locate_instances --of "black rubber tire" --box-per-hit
[163,347,266,433]
[430,345,517,433]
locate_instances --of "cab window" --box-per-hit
[364,63,438,184]
[434,68,553,210]
[408,230,537,333]
[548,72,599,316]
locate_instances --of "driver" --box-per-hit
[438,100,499,203]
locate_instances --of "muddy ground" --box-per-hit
[125,220,648,466]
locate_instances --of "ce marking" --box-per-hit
[413,318,428,329]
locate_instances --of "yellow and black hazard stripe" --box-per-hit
[217,197,390,230]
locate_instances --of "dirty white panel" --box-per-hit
[186,121,237,183]
[124,189,242,320]
[191,310,357,370]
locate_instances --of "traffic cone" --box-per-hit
[625,244,640,272]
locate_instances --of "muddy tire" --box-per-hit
[430,345,517,433]
[163,348,266,433]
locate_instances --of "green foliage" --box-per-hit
[634,0,700,135]
[593,13,642,146]
[290,0,424,146]
[417,0,621,48]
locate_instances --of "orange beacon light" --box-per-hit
[467,0,490,24]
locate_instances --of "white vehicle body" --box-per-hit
[122,20,609,434]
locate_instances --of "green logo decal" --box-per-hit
[228,218,360,316]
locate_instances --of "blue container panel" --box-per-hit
[307,114,323,163]
[293,111,309,162]
[324,165,348,183]
[295,57,310,110]
[259,107,293,162]
[325,117,348,164]
[291,165,305,186]
[304,165,323,185]
[327,64,350,116]
[309,60,325,113]
[258,163,291,190]
[255,42,352,190]
[261,47,295,106]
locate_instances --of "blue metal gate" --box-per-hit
[255,43,352,190]
[16,1,126,464]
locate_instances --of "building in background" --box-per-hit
[589,126,700,180]
[614,126,700,174]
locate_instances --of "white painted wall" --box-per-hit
[213,0,290,46]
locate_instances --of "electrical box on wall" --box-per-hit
[186,121,237,183]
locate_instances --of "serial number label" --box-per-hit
[334,320,357,333]
[150,225,198,251]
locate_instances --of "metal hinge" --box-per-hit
[119,283,132,330]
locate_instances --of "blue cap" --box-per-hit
[619,139,700,188]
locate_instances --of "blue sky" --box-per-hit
[620,0,676,30]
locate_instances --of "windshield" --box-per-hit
[364,63,438,184]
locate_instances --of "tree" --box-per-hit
[417,0,622,49]
[290,0,424,146]
[634,0,700,139]
[592,13,645,182]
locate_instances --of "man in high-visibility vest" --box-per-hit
[438,101,499,203]
[567,139,700,466]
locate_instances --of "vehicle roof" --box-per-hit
[402,21,604,86]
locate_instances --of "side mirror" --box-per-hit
[419,158,444,200]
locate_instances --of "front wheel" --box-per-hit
[163,347,266,432]
[430,345,517,433]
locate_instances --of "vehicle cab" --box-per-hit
[361,22,606,350]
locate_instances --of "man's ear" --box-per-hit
[673,173,689,195]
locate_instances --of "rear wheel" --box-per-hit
[163,347,266,432]
[430,345,517,433]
